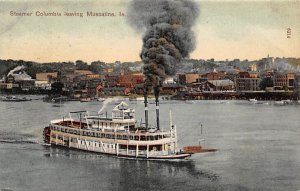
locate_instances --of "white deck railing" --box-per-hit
[49,124,174,141]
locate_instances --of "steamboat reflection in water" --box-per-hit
[44,146,220,189]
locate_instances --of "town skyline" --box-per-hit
[1,55,300,101]
[1,55,300,64]
[1,0,299,63]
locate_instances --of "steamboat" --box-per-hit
[43,98,216,160]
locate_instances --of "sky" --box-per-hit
[0,0,299,63]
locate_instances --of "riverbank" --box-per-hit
[1,90,299,101]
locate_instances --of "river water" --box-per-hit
[0,98,299,191]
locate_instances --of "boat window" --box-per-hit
[134,136,139,140]
[129,136,133,140]
[124,113,129,119]
[140,136,146,141]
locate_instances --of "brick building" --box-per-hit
[273,72,295,90]
[236,72,260,92]
[177,73,199,85]
[117,73,144,88]
[197,71,226,83]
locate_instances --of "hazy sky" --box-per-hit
[0,0,299,63]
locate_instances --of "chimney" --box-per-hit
[144,92,149,130]
[154,86,160,131]
[155,96,160,131]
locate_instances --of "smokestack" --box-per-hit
[154,86,160,131]
[144,92,149,130]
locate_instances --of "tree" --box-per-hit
[75,60,88,70]
[259,77,273,90]
[294,87,300,99]
[51,82,64,95]
[90,61,105,74]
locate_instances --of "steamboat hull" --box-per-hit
[47,143,192,161]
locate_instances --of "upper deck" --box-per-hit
[49,100,175,144]
[52,101,137,131]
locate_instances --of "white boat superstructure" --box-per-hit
[274,100,284,105]
[43,102,213,160]
[249,98,257,103]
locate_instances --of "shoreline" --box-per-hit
[0,92,299,102]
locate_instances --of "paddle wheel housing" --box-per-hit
[43,126,51,144]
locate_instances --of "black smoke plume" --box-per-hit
[127,0,199,95]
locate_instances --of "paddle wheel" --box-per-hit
[43,126,51,144]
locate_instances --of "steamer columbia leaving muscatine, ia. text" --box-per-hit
[10,11,118,17]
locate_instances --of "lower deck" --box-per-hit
[46,127,188,160]
[49,135,190,160]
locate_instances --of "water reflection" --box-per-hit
[44,146,220,190]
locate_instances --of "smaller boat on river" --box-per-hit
[80,97,92,102]
[2,96,32,102]
[248,98,257,103]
